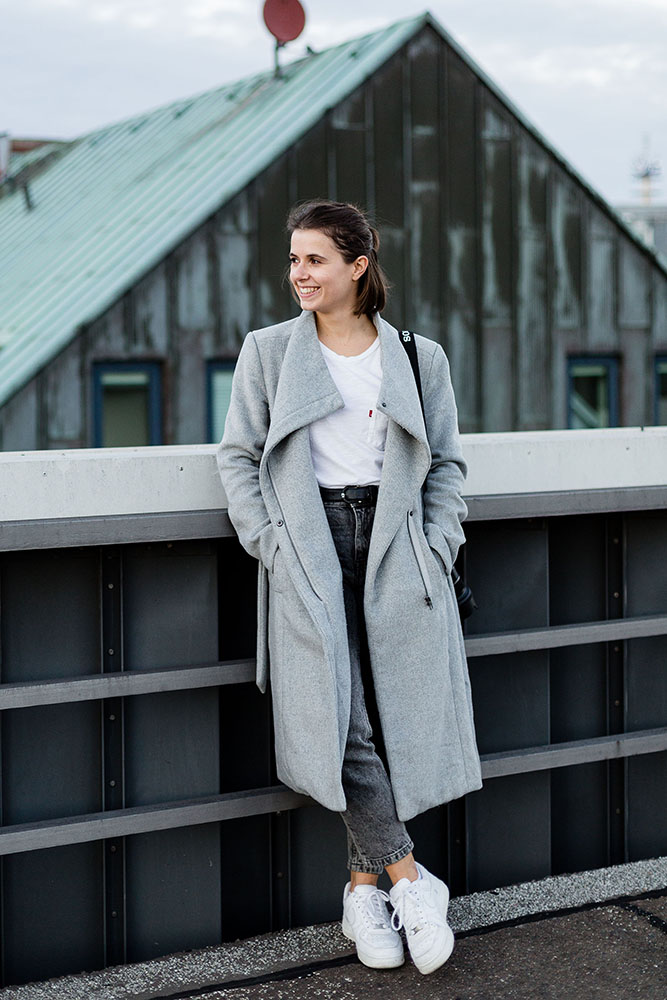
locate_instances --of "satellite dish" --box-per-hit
[263,0,306,46]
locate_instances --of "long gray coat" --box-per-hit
[217,311,482,821]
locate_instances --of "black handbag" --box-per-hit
[398,329,477,621]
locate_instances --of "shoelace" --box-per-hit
[359,888,393,929]
[391,881,447,936]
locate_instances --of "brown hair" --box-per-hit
[286,200,389,317]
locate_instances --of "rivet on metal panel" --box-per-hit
[615,807,622,815]
[108,648,114,655]
[109,714,116,721]
[276,871,284,879]
[107,582,114,589]
[613,592,620,599]
[613,538,619,544]
[613,646,620,653]
[109,779,116,787]
[614,700,621,707]
[167,542,173,548]
[111,911,118,918]
[110,845,117,853]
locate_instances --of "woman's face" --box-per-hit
[289,229,368,316]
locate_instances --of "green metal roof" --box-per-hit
[0,13,428,407]
[0,10,664,409]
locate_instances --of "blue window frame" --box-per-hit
[567,357,619,429]
[655,356,667,425]
[92,362,162,447]
[207,361,236,443]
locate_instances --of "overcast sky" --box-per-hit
[4,0,666,204]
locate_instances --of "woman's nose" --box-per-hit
[292,261,308,280]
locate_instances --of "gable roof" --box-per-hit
[0,11,664,410]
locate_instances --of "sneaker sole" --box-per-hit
[341,919,405,969]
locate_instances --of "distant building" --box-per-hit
[1,12,666,451]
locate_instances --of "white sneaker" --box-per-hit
[389,862,454,975]
[342,882,405,969]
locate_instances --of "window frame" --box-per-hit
[92,361,163,447]
[206,360,236,444]
[567,356,619,430]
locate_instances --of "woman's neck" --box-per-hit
[315,311,377,357]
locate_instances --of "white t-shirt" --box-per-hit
[309,337,388,488]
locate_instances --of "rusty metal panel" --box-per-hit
[552,177,583,330]
[652,271,667,351]
[130,266,169,354]
[332,89,368,209]
[516,138,549,429]
[176,229,214,335]
[45,338,84,447]
[445,52,479,431]
[587,214,617,348]
[372,55,404,229]
[294,120,329,204]
[481,96,513,328]
[618,242,651,329]
[216,191,253,353]
[0,380,39,451]
[256,159,293,327]
[407,30,442,339]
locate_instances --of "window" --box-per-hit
[567,358,619,429]
[92,363,162,446]
[656,357,667,425]
[207,361,236,443]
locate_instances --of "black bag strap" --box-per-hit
[398,328,477,620]
[398,329,425,420]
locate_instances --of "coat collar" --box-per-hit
[263,311,429,461]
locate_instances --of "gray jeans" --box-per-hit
[323,494,414,874]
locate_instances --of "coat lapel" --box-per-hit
[263,310,343,462]
[367,319,432,583]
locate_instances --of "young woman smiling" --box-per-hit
[217,200,481,976]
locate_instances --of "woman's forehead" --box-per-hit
[290,229,337,256]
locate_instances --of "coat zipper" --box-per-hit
[267,466,323,604]
[407,509,433,609]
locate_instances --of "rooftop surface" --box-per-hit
[3,857,665,999]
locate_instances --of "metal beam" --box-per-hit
[0,729,664,857]
[480,727,667,778]
[0,659,255,711]
[464,615,667,658]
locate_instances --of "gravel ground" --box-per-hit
[1,858,665,1000]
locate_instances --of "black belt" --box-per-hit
[319,484,379,504]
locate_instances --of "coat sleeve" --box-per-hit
[420,342,468,574]
[216,331,278,573]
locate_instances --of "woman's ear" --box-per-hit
[352,255,369,281]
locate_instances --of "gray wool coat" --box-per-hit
[216,310,482,822]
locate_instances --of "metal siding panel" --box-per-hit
[294,121,328,204]
[176,229,214,334]
[626,752,667,861]
[45,338,84,447]
[256,158,293,327]
[652,271,667,351]
[2,845,103,986]
[130,266,169,354]
[126,825,221,962]
[587,217,617,348]
[516,140,549,429]
[481,99,513,327]
[481,326,513,430]
[333,90,367,208]
[621,328,651,426]
[619,242,650,329]
[372,55,404,229]
[549,516,607,625]
[467,772,551,891]
[552,178,583,330]
[407,33,442,338]
[217,192,253,352]
[290,804,348,926]
[470,650,550,754]
[0,380,39,451]
[464,520,549,634]
[220,816,272,940]
[122,542,221,957]
[0,550,99,683]
[551,762,609,873]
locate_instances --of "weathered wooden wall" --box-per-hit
[2,24,666,450]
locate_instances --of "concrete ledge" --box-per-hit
[3,856,665,999]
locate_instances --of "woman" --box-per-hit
[217,200,481,976]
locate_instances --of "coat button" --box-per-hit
[409,510,413,516]
[276,520,283,527]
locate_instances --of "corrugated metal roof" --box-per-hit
[1,10,664,409]
[0,13,427,406]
